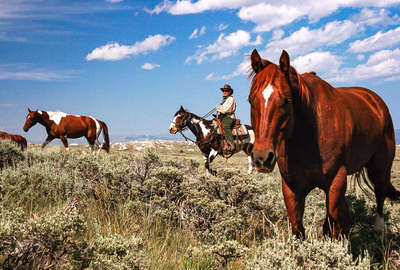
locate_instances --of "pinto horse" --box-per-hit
[23,109,110,152]
[248,49,400,239]
[0,131,27,150]
[169,106,255,175]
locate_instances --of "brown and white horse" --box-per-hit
[248,49,399,238]
[0,131,27,150]
[169,106,255,175]
[23,109,110,152]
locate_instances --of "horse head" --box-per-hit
[23,108,42,132]
[168,106,192,134]
[249,49,303,172]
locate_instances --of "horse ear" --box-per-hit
[28,108,32,113]
[251,49,263,74]
[279,50,290,74]
[179,105,185,112]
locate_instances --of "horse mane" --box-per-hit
[295,69,312,106]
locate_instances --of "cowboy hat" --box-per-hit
[220,84,234,93]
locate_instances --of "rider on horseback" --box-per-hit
[216,84,236,152]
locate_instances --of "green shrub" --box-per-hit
[0,140,24,169]
[246,235,371,270]
[0,201,87,269]
[88,234,147,270]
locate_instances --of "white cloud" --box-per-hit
[217,23,228,31]
[292,51,343,75]
[328,48,400,82]
[263,20,359,57]
[0,65,73,81]
[357,54,365,61]
[189,26,206,39]
[272,29,284,41]
[199,25,206,35]
[148,0,400,32]
[86,34,175,61]
[351,8,400,27]
[185,29,262,64]
[348,27,400,53]
[105,0,123,3]
[238,3,306,32]
[141,63,160,70]
[189,28,198,39]
[205,55,250,80]
[147,0,260,15]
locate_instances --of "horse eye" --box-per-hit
[283,98,291,106]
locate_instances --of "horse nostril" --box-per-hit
[255,158,263,167]
[266,152,276,165]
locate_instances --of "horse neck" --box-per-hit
[289,77,321,143]
[38,112,54,129]
[186,113,213,139]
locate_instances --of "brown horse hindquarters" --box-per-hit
[331,87,395,175]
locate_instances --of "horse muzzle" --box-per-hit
[168,124,178,134]
[252,150,276,173]
[23,126,29,132]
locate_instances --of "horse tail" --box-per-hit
[353,168,400,201]
[353,168,375,200]
[99,120,110,153]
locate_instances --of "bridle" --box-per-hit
[173,111,217,145]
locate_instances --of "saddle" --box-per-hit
[214,117,249,157]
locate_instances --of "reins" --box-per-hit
[177,108,217,145]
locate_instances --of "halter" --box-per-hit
[174,109,217,145]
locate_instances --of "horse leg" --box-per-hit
[247,155,253,174]
[282,178,306,238]
[42,136,55,149]
[324,166,350,239]
[203,149,218,176]
[60,136,69,150]
[365,137,396,231]
[244,144,254,174]
[366,165,391,232]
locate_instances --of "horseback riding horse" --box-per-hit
[23,109,110,152]
[169,106,255,175]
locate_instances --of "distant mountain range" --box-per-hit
[116,130,400,144]
[27,130,400,145]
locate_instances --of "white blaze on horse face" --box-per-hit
[47,111,67,125]
[262,84,275,108]
[169,115,179,131]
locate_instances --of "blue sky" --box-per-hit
[0,0,400,143]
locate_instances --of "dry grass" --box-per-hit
[0,140,399,269]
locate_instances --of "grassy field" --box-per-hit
[0,140,399,269]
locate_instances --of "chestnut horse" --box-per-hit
[23,109,110,152]
[0,131,27,150]
[169,106,255,175]
[248,49,399,239]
